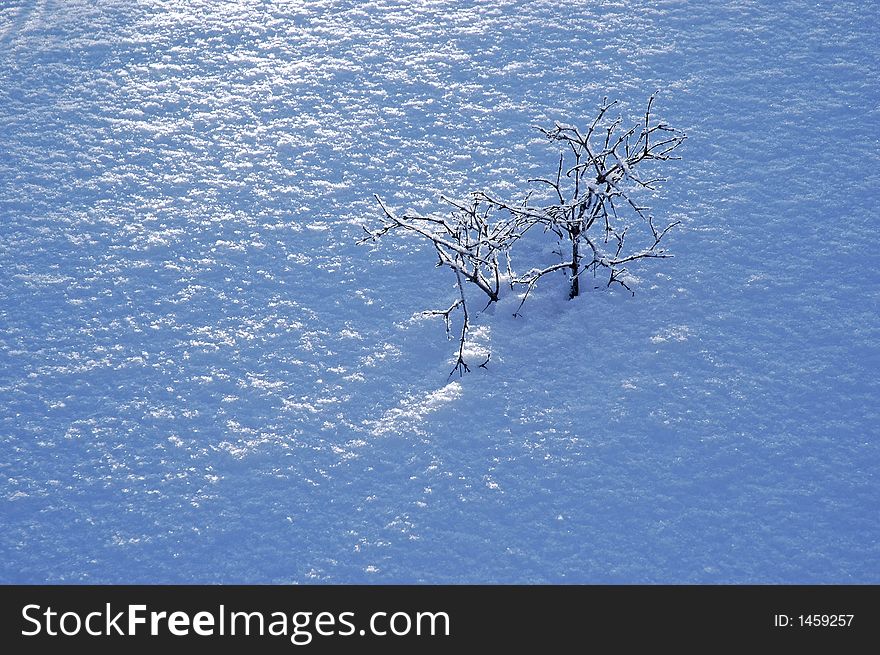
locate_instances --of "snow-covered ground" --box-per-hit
[1,0,878,583]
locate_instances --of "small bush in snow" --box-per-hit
[361,94,686,377]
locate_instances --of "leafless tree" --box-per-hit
[361,94,685,375]
[484,92,686,306]
[360,194,531,376]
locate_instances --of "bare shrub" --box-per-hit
[361,95,686,376]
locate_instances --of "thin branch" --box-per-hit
[449,266,471,378]
[423,299,462,339]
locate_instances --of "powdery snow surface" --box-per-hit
[1,0,878,583]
